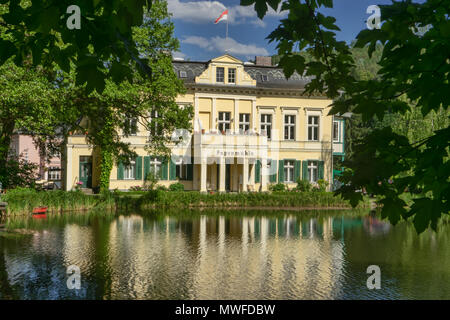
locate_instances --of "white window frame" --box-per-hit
[308,161,318,183]
[284,160,295,183]
[175,159,188,180]
[150,158,162,177]
[228,68,236,84]
[48,169,61,181]
[284,114,296,141]
[333,120,341,142]
[260,113,272,140]
[150,110,159,137]
[307,115,320,141]
[216,67,224,83]
[124,160,136,180]
[125,117,138,136]
[218,112,231,132]
[239,113,250,133]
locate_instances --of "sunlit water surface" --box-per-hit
[0,210,449,299]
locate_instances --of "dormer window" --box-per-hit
[179,70,187,78]
[260,74,268,82]
[228,68,236,83]
[216,67,224,83]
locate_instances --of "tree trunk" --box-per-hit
[0,120,15,186]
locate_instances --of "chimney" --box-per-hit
[255,56,272,66]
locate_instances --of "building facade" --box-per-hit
[10,134,62,189]
[64,54,344,192]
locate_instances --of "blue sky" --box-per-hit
[167,0,408,61]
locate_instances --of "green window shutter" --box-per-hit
[318,160,324,180]
[169,158,177,180]
[161,157,168,180]
[255,160,261,183]
[135,156,143,180]
[117,162,124,180]
[270,159,277,183]
[302,160,308,181]
[144,156,150,180]
[294,160,301,182]
[187,157,193,181]
[278,160,284,182]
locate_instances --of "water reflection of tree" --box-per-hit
[0,239,16,299]
[343,221,450,299]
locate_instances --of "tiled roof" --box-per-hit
[172,60,311,90]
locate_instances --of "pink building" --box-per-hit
[9,134,62,189]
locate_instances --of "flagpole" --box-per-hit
[226,18,228,42]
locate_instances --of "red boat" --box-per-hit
[32,207,48,214]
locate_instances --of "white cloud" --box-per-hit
[167,0,286,27]
[172,51,187,59]
[182,35,269,59]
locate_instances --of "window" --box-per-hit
[284,160,295,183]
[150,110,161,137]
[124,117,138,135]
[218,112,231,132]
[124,160,136,180]
[308,116,319,141]
[179,70,187,78]
[176,159,188,180]
[239,113,250,133]
[149,158,162,178]
[284,115,296,140]
[216,67,224,82]
[308,161,318,183]
[228,68,236,83]
[260,74,268,82]
[48,169,61,181]
[260,114,272,139]
[333,120,340,142]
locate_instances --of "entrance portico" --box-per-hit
[193,132,268,192]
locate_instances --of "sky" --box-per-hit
[167,0,423,61]
[168,0,401,62]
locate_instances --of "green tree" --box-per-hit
[0,1,192,191]
[0,0,151,93]
[244,0,449,233]
[59,0,192,191]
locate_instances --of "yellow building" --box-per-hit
[64,54,343,192]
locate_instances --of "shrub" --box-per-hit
[269,183,286,192]
[130,185,144,191]
[156,185,168,191]
[296,179,311,192]
[317,179,328,192]
[169,182,184,191]
[144,171,159,190]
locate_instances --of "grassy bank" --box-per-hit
[1,188,369,216]
[116,190,369,210]
[1,188,115,216]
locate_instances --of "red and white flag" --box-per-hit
[214,9,228,24]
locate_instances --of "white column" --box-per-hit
[250,161,255,187]
[65,145,73,191]
[243,158,248,192]
[219,159,226,192]
[261,157,268,191]
[200,158,207,192]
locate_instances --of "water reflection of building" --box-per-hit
[180,215,346,299]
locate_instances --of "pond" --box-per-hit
[0,209,449,300]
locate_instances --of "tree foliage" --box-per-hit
[243,0,450,233]
[0,0,152,94]
[0,0,193,190]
